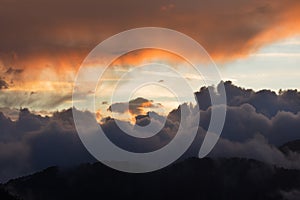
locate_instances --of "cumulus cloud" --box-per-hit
[209,134,300,169]
[1,82,300,183]
[0,108,95,182]
[108,97,162,116]
[196,81,300,117]
[196,103,300,146]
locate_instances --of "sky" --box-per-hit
[220,36,300,91]
[0,0,300,118]
[1,0,300,183]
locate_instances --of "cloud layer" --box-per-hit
[1,0,300,61]
[1,0,300,91]
[0,108,95,182]
[0,82,300,182]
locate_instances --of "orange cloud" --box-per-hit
[1,0,300,109]
[1,0,300,68]
[95,109,102,122]
[110,49,184,67]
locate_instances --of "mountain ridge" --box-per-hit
[3,157,300,200]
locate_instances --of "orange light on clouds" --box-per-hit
[1,0,300,112]
[109,48,185,67]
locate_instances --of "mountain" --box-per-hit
[4,158,300,200]
[0,186,19,200]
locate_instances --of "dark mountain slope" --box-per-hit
[0,186,19,200]
[4,158,300,200]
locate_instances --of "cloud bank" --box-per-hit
[0,82,300,182]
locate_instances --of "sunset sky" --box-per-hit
[1,0,300,119]
[2,0,300,187]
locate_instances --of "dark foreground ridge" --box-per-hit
[2,157,300,200]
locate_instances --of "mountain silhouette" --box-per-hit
[0,186,19,200]
[4,157,300,200]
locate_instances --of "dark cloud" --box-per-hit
[5,67,23,75]
[1,82,300,183]
[0,108,95,182]
[208,134,300,169]
[0,79,8,90]
[108,97,162,116]
[196,81,300,117]
[0,65,24,90]
[194,82,300,146]
[101,110,178,153]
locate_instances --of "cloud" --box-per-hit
[5,67,23,75]
[0,0,299,110]
[178,82,300,148]
[196,81,300,117]
[1,0,300,60]
[0,107,19,120]
[108,97,162,116]
[0,91,72,111]
[109,49,183,68]
[209,134,300,169]
[101,115,176,153]
[0,79,8,90]
[0,0,300,90]
[0,108,95,182]
[0,63,24,87]
[1,82,300,183]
